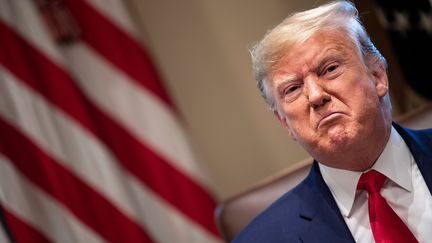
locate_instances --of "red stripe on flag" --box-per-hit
[0,118,155,243]
[3,207,52,243]
[63,0,175,109]
[0,21,220,236]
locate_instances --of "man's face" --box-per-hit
[268,31,389,170]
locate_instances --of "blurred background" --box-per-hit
[0,0,430,242]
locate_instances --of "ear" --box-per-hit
[371,62,389,98]
[273,110,296,140]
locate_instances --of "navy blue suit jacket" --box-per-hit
[233,124,432,243]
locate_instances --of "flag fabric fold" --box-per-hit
[0,0,222,242]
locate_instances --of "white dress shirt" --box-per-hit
[319,126,432,243]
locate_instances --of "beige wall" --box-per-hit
[126,0,328,199]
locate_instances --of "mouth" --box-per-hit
[317,112,344,129]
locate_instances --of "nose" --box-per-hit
[304,75,330,109]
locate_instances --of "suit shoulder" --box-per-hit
[408,126,432,135]
[232,182,309,243]
[399,125,432,144]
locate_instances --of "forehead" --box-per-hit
[271,31,358,77]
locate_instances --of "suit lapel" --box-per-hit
[297,162,355,243]
[296,124,431,243]
[393,123,432,193]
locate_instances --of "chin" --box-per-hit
[326,123,358,148]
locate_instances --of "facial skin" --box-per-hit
[269,31,392,171]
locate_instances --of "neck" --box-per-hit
[317,119,392,172]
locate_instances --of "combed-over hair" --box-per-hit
[250,1,387,111]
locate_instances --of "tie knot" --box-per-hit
[357,170,387,194]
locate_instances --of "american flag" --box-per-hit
[0,0,222,242]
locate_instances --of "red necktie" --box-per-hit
[357,170,418,243]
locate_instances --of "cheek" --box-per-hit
[338,74,378,106]
[279,103,307,127]
[343,86,381,128]
[356,81,381,106]
[281,108,315,141]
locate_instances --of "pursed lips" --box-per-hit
[317,111,344,129]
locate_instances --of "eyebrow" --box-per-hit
[275,50,346,85]
[274,75,301,98]
[312,47,349,72]
[273,46,350,94]
[276,74,300,85]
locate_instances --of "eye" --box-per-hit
[285,85,300,94]
[327,64,338,73]
[279,83,303,103]
[325,64,338,74]
[322,63,340,77]
[284,84,301,95]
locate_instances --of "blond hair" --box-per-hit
[250,1,387,111]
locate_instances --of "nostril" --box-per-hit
[310,95,331,109]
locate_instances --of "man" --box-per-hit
[233,1,432,242]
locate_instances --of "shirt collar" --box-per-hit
[318,126,413,217]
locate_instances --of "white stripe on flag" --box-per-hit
[60,43,212,189]
[84,0,137,37]
[0,186,11,243]
[0,66,140,219]
[0,0,212,190]
[0,67,222,243]
[0,226,11,243]
[126,176,223,243]
[0,154,105,243]
[0,0,64,65]
[0,0,222,241]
